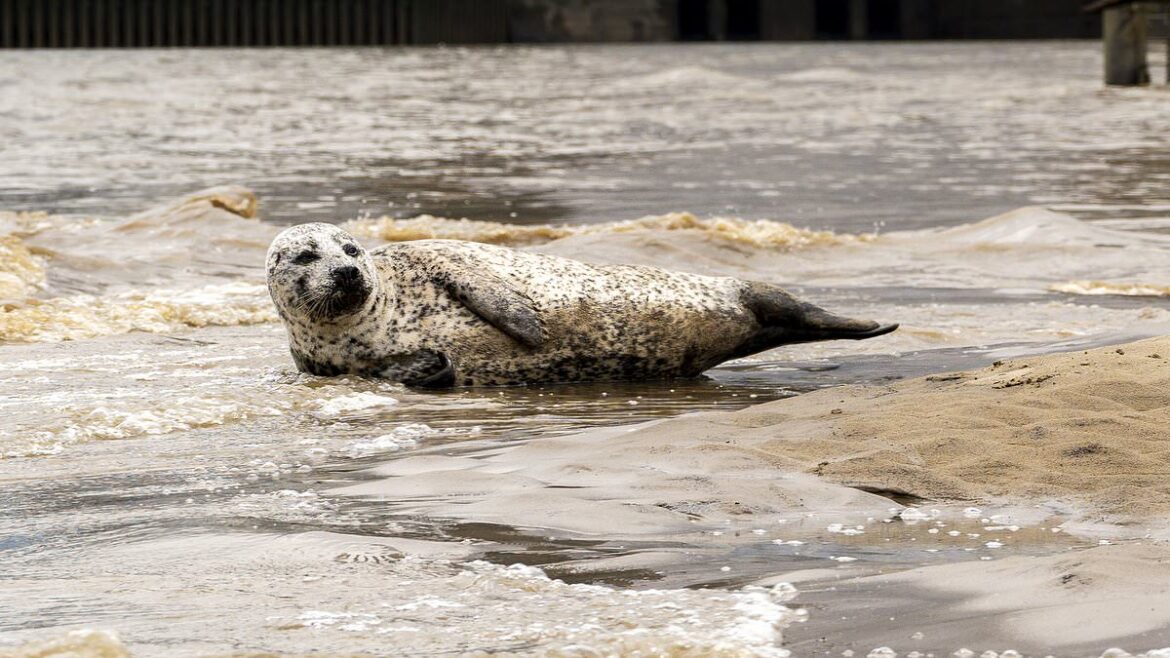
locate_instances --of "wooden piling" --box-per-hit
[1103,3,1149,85]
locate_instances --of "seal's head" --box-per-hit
[266,223,377,324]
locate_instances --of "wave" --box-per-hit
[7,187,1170,348]
[0,282,275,343]
[777,67,865,83]
[344,211,863,250]
[1050,280,1170,298]
[0,187,277,343]
[4,188,864,344]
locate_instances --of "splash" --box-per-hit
[0,234,45,300]
[1050,280,1170,298]
[344,211,861,250]
[0,282,276,343]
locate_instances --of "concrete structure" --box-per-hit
[511,0,1102,42]
[0,0,1106,48]
[508,0,674,42]
[1085,0,1169,85]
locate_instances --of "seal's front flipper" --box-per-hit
[743,282,898,345]
[443,275,546,349]
[373,349,455,389]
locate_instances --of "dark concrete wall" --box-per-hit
[0,0,1105,48]
[503,0,1102,43]
[409,0,508,44]
[931,0,1100,39]
[760,0,815,40]
[508,0,677,42]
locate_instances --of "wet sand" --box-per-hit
[333,336,1170,654]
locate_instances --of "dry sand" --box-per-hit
[727,335,1170,523]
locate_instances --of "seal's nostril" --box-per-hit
[332,265,361,285]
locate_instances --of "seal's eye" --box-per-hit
[343,244,360,257]
[293,251,320,266]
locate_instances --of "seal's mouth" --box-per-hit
[301,264,373,321]
[313,283,371,320]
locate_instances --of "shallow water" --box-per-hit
[2,42,1170,657]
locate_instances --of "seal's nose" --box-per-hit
[331,265,362,287]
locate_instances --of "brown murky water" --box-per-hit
[2,42,1170,657]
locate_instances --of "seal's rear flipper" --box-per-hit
[742,282,898,346]
[841,322,899,339]
[799,305,899,341]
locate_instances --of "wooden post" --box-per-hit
[1103,3,1149,85]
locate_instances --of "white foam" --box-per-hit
[309,392,400,419]
[343,423,438,457]
[287,559,798,657]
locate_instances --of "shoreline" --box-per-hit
[338,335,1170,535]
[328,334,1170,654]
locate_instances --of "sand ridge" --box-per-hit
[718,336,1170,521]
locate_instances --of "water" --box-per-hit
[1,43,1168,228]
[2,42,1170,656]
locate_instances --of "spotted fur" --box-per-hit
[266,223,896,388]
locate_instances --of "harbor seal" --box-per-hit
[266,223,896,388]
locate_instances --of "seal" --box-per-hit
[266,223,897,388]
